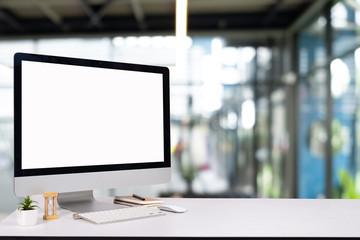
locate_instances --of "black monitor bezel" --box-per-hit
[14,52,170,177]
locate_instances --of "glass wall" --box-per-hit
[331,1,360,199]
[297,13,327,198]
[297,0,360,198]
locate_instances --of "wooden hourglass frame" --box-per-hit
[43,192,58,220]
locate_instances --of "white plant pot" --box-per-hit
[16,209,39,226]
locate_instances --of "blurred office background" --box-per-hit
[1,0,360,219]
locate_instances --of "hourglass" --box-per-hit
[43,192,58,220]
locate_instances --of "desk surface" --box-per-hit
[1,197,360,238]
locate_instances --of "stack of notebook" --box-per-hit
[114,195,162,207]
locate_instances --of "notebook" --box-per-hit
[114,196,162,206]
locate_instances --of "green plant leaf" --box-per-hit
[18,195,39,210]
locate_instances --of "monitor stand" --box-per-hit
[57,190,123,213]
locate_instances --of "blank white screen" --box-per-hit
[22,61,164,169]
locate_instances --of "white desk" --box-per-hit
[1,197,360,238]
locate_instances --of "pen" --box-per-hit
[132,194,145,201]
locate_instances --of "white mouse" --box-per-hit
[158,204,187,213]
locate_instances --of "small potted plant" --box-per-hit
[16,195,39,226]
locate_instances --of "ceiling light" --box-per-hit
[176,0,188,39]
[175,0,188,71]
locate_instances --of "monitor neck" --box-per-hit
[57,190,121,213]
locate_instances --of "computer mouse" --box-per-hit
[158,204,187,213]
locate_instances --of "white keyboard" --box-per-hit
[74,206,165,224]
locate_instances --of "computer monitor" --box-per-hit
[13,52,171,213]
